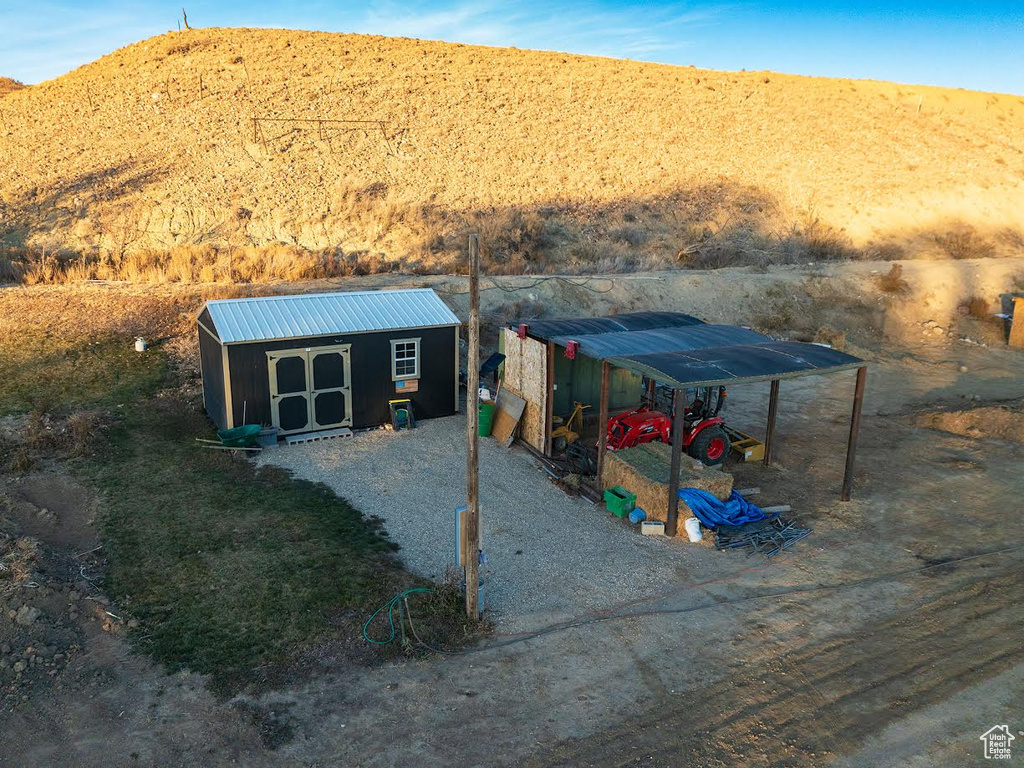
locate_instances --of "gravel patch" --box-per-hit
[257,414,735,632]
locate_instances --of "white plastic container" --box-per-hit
[134,337,147,352]
[684,517,703,543]
[641,520,665,536]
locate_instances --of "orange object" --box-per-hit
[1010,297,1024,349]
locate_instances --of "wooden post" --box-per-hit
[644,377,656,409]
[764,379,780,467]
[841,366,868,502]
[544,341,555,456]
[595,361,610,488]
[665,388,685,538]
[465,234,481,620]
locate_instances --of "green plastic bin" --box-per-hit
[478,401,495,437]
[603,486,637,518]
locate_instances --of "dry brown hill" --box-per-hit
[1,28,1022,280]
[0,78,25,98]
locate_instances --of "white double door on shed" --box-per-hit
[268,345,352,434]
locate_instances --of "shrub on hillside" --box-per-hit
[934,227,996,260]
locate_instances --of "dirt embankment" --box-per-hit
[916,401,1024,443]
[1,28,1022,275]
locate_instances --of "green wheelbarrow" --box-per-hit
[197,424,263,452]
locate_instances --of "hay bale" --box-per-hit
[603,442,733,522]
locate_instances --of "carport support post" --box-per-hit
[596,361,610,489]
[665,388,685,538]
[544,341,555,456]
[841,366,868,502]
[465,234,481,620]
[764,379,780,467]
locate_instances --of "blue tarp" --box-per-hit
[678,488,775,528]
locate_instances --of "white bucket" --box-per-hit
[134,337,147,352]
[684,517,703,543]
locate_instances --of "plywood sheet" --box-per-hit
[492,388,527,447]
[501,329,547,451]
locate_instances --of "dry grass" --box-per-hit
[1,243,398,285]
[934,227,997,260]
[1,28,1023,280]
[0,531,39,596]
[1,185,921,284]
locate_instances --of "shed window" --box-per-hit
[391,338,420,380]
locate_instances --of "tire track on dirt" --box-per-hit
[526,561,1024,767]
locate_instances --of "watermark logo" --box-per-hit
[980,725,1014,760]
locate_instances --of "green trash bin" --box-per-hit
[478,401,495,437]
[603,486,637,518]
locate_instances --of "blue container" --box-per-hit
[628,508,647,525]
[461,577,486,617]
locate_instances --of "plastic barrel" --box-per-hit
[478,402,495,436]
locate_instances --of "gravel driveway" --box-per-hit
[257,413,729,632]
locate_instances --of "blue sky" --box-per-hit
[1,1,1021,94]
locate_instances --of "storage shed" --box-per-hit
[197,288,461,435]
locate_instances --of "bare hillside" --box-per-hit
[1,28,1022,278]
[0,78,25,98]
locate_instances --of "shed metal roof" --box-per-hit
[607,341,864,388]
[521,311,705,340]
[202,288,460,344]
[550,324,770,359]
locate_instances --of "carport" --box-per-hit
[502,313,867,536]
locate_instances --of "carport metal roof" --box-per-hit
[549,324,770,360]
[519,312,864,388]
[522,311,705,339]
[607,341,864,388]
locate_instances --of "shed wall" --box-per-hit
[198,325,227,430]
[197,307,219,339]
[552,353,641,415]
[225,326,457,429]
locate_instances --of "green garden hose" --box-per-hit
[362,587,435,645]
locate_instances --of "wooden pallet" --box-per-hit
[724,426,765,462]
[285,427,353,445]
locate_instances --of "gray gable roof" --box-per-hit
[202,288,460,344]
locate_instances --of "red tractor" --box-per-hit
[605,386,731,466]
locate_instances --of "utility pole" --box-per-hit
[465,234,481,620]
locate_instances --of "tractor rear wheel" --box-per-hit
[688,426,730,466]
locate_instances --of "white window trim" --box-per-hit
[391,337,421,381]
